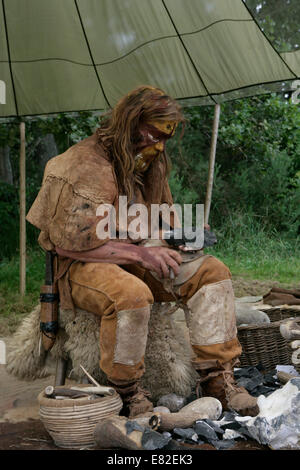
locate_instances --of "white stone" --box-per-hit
[235,303,270,326]
[276,365,300,376]
[236,378,300,449]
[223,429,246,440]
[179,397,222,420]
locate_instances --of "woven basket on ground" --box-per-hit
[38,385,123,449]
[238,307,300,373]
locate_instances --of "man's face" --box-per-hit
[135,120,177,172]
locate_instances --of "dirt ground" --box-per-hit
[0,278,294,452]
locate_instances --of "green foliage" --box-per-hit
[0,94,299,262]
[168,93,300,239]
[245,0,300,52]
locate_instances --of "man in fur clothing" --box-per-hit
[27,85,258,418]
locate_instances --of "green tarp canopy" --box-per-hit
[1,0,299,294]
[0,0,299,118]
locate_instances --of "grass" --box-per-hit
[0,231,299,336]
[0,247,45,336]
[206,232,300,285]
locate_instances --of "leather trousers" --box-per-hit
[68,255,242,385]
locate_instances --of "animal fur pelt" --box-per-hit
[6,303,197,401]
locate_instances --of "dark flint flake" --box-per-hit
[210,439,236,450]
[141,429,172,450]
[163,439,182,450]
[234,366,263,381]
[237,376,263,392]
[204,419,225,435]
[194,421,218,441]
[220,420,242,431]
[173,427,198,441]
[237,426,253,439]
[252,385,277,397]
[263,370,278,386]
[221,411,239,421]
[125,420,144,434]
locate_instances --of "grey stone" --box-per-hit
[173,427,198,442]
[234,366,263,381]
[235,304,270,326]
[204,419,225,435]
[220,420,242,431]
[236,375,263,392]
[210,439,236,450]
[236,378,300,450]
[157,393,187,412]
[222,429,246,440]
[194,420,219,441]
[252,385,277,397]
[125,420,145,434]
[141,429,172,450]
[216,411,239,427]
[163,439,182,450]
[153,406,171,414]
[264,371,280,387]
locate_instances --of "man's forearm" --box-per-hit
[55,241,144,265]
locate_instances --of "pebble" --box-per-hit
[153,406,171,414]
[157,393,187,412]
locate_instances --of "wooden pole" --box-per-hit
[204,104,221,225]
[19,121,26,296]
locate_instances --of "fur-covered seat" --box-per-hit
[6,303,197,402]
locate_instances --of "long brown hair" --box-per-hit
[96,85,185,203]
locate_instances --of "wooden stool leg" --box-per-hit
[55,357,68,386]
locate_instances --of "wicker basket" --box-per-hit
[237,306,300,373]
[38,385,123,449]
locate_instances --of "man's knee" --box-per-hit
[117,279,154,311]
[201,256,231,285]
[176,255,232,301]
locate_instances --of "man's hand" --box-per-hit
[55,242,182,279]
[140,246,182,279]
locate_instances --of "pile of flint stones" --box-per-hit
[233,365,281,397]
[163,412,252,450]
[159,365,283,450]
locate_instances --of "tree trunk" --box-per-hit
[36,133,58,174]
[0,145,13,184]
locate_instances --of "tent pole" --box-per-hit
[204,104,221,225]
[19,121,26,296]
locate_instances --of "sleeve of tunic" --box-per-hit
[26,158,117,252]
